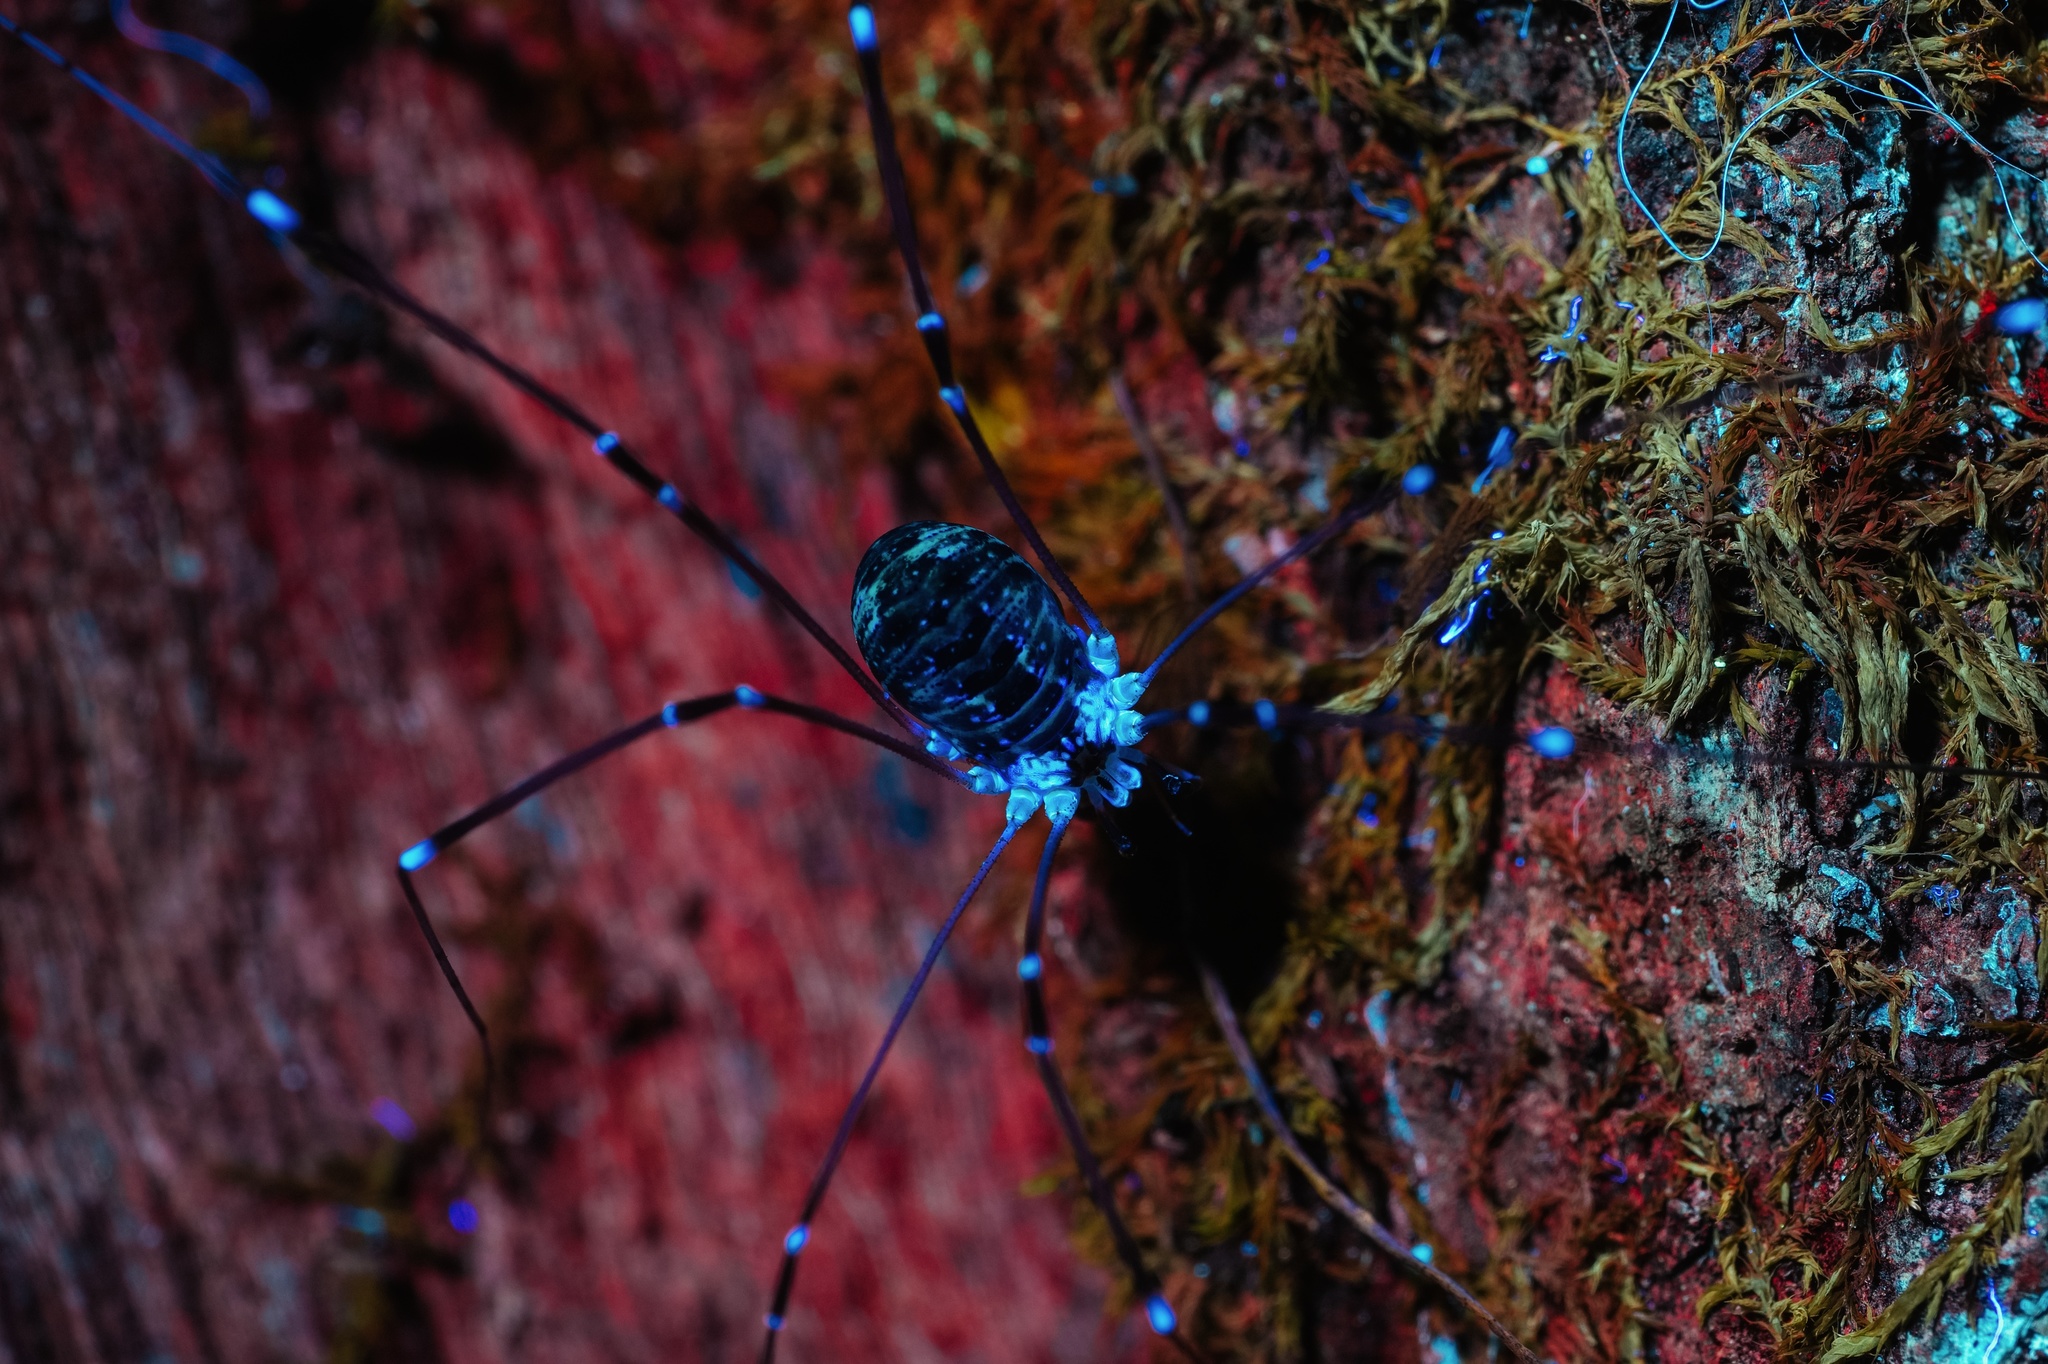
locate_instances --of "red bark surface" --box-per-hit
[0,7,1128,1361]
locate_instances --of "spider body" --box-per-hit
[852,520,1148,824]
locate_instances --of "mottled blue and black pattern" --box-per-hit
[852,522,1094,768]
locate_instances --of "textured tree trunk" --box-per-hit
[0,5,1120,1361]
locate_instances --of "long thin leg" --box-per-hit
[1109,369,1200,602]
[1017,818,1206,1360]
[1139,486,1393,690]
[0,14,917,735]
[396,688,969,1124]
[843,4,1105,639]
[759,818,1024,1363]
[1197,966,1542,1364]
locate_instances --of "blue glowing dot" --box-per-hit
[1025,1034,1053,1055]
[398,839,438,872]
[593,431,621,456]
[939,386,967,415]
[448,1198,480,1234]
[1995,298,2047,335]
[662,702,681,727]
[784,1224,810,1255]
[1412,1242,1434,1263]
[1145,1295,1178,1335]
[765,1312,786,1332]
[370,1096,417,1140]
[847,4,876,52]
[1528,726,1576,759]
[1525,154,1550,176]
[1307,1010,1323,1028]
[1187,700,1211,727]
[657,484,683,512]
[1490,529,1504,539]
[916,312,944,333]
[1247,1123,1263,1145]
[1233,438,1251,458]
[244,188,300,233]
[1401,464,1437,495]
[734,685,765,709]
[340,1205,386,1236]
[1255,698,1278,732]
[1240,1240,1259,1256]
[1017,953,1043,981]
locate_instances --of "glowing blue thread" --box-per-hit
[1304,247,1331,273]
[593,431,621,456]
[113,0,271,117]
[1145,1295,1178,1335]
[1995,299,2046,336]
[734,685,766,709]
[1188,700,1211,727]
[1017,953,1043,981]
[1437,599,1480,645]
[1428,41,1442,68]
[1471,425,1515,492]
[939,386,967,415]
[370,1096,416,1140]
[847,4,876,53]
[1401,463,1437,495]
[448,1199,480,1234]
[1255,698,1278,732]
[916,311,944,333]
[399,839,438,872]
[1537,345,1567,363]
[783,1224,810,1254]
[244,189,299,234]
[1350,182,1412,223]
[662,702,682,727]
[1529,726,1576,759]
[1025,1034,1053,1054]
[1983,1282,2007,1364]
[1475,557,1492,584]
[1525,154,1550,176]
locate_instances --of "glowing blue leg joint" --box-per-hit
[662,702,682,727]
[783,1224,810,1255]
[916,311,945,333]
[1041,789,1080,825]
[657,484,684,512]
[1529,726,1576,759]
[399,839,438,872]
[1017,953,1043,981]
[1005,789,1042,825]
[1084,632,1121,677]
[593,432,621,457]
[734,685,765,709]
[938,385,967,415]
[1145,1295,1178,1335]
[244,189,299,234]
[1025,1034,1053,1055]
[847,4,876,52]
[764,1313,786,1332]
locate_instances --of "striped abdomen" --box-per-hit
[852,522,1093,768]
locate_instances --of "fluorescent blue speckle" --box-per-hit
[1026,1034,1053,1055]
[1436,597,1480,645]
[1017,953,1043,981]
[1995,298,2047,335]
[916,312,944,333]
[657,484,683,512]
[370,1096,416,1140]
[399,839,437,872]
[847,5,875,52]
[448,1199,480,1234]
[1188,700,1211,727]
[244,188,300,233]
[593,431,621,456]
[1529,726,1575,759]
[340,1206,386,1236]
[1401,464,1437,495]
[784,1224,809,1254]
[727,558,763,600]
[939,386,967,414]
[1145,1295,1177,1335]
[662,702,681,727]
[734,685,765,709]
[1525,154,1550,176]
[765,1312,786,1332]
[1303,248,1331,273]
[1411,1242,1433,1263]
[1255,698,1278,732]
[1240,1240,1259,1256]
[1306,1010,1323,1028]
